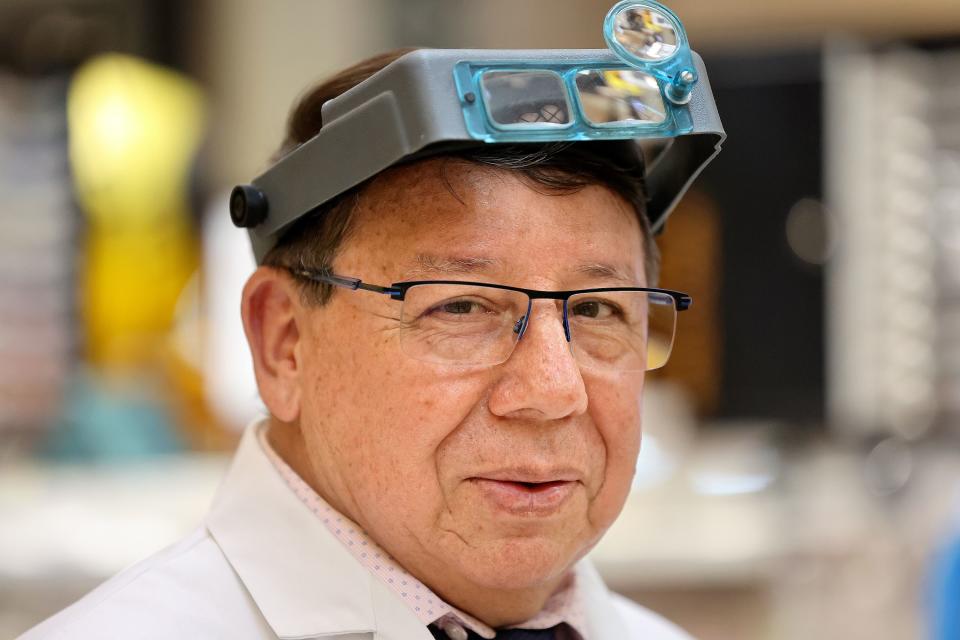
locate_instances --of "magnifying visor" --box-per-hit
[232,0,725,263]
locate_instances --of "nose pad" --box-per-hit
[513,299,534,341]
[514,300,576,344]
[513,315,528,340]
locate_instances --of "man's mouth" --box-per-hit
[470,475,579,516]
[504,480,569,491]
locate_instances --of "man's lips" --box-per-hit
[469,470,581,516]
[473,468,581,484]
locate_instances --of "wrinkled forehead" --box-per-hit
[338,158,647,286]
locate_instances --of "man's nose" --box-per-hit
[486,301,588,421]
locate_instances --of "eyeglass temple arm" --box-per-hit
[289,269,396,295]
[675,294,692,311]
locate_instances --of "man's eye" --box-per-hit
[572,300,619,319]
[441,300,478,314]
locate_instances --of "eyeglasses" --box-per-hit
[289,269,692,372]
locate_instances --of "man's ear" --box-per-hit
[241,266,303,423]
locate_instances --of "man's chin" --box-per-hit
[452,535,580,592]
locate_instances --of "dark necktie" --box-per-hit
[428,622,565,640]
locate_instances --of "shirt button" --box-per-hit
[438,619,469,640]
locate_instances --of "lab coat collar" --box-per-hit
[205,421,628,640]
[206,421,431,639]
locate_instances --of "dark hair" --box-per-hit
[263,48,660,304]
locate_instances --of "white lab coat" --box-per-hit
[19,423,693,640]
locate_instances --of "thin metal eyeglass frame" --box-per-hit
[288,267,691,344]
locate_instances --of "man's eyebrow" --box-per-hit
[402,254,502,279]
[574,262,640,284]
[401,255,641,285]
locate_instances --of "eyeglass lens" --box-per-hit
[398,283,677,371]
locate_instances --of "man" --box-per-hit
[22,3,723,638]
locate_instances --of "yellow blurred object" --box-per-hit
[68,54,206,365]
[603,70,645,95]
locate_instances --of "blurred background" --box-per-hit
[1,0,960,638]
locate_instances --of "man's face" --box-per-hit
[292,159,646,602]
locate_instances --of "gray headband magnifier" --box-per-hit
[231,0,725,263]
